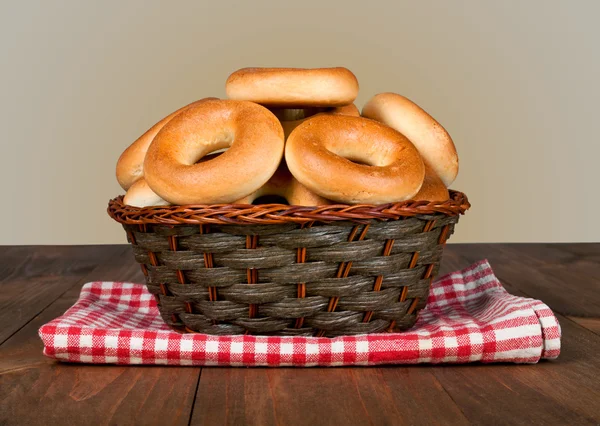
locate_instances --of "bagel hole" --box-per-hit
[252,195,289,205]
[340,154,379,167]
[269,107,328,122]
[326,143,383,167]
[196,148,228,164]
[346,158,375,166]
[327,143,386,167]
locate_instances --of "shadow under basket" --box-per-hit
[107,191,470,337]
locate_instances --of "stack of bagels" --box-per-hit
[116,67,458,207]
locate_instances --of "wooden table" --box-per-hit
[0,244,599,425]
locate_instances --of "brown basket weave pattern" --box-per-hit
[108,191,469,337]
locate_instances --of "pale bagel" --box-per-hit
[235,163,331,206]
[286,115,425,204]
[144,99,285,205]
[412,165,449,202]
[116,97,217,190]
[123,178,169,208]
[362,93,458,186]
[226,67,359,107]
[270,104,360,139]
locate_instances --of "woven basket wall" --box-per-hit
[108,191,469,337]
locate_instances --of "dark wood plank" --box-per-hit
[1,243,599,426]
[192,367,468,426]
[191,249,480,426]
[192,369,279,426]
[463,243,600,267]
[567,317,600,336]
[1,364,198,426]
[551,244,600,279]
[441,246,525,298]
[438,244,471,277]
[452,243,600,317]
[431,317,600,425]
[0,247,135,373]
[433,246,600,423]
[355,367,469,426]
[0,245,120,345]
[0,245,118,281]
[444,245,537,298]
[0,245,200,426]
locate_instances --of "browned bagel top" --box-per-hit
[144,99,285,205]
[226,67,359,107]
[286,115,425,204]
[116,97,217,190]
[362,92,458,186]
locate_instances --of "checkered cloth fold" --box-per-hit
[38,260,560,366]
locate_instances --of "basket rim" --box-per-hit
[107,190,470,226]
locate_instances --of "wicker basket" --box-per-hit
[108,191,469,337]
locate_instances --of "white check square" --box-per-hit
[79,334,93,347]
[444,336,458,348]
[470,332,483,346]
[230,342,244,354]
[154,339,169,351]
[280,343,293,355]
[419,339,433,350]
[130,337,144,350]
[104,336,119,349]
[255,342,268,354]
[205,341,219,353]
[180,339,193,352]
[54,334,68,347]
[356,341,369,353]
[331,341,345,353]
[306,344,319,355]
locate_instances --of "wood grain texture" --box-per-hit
[191,247,475,426]
[453,243,600,316]
[0,245,118,345]
[0,246,135,374]
[434,245,600,424]
[192,368,469,426]
[0,246,200,426]
[431,318,600,425]
[568,317,600,336]
[0,244,599,426]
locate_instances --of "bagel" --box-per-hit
[123,178,169,208]
[144,99,285,205]
[286,115,425,204]
[116,97,217,190]
[235,163,331,206]
[270,104,360,139]
[226,67,359,107]
[362,93,458,186]
[412,165,449,202]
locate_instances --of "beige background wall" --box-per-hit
[1,0,598,245]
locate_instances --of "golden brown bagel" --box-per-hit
[412,165,449,201]
[144,99,285,205]
[123,178,169,208]
[362,93,459,186]
[226,67,359,107]
[286,115,425,204]
[270,104,360,139]
[116,97,217,190]
[235,163,331,206]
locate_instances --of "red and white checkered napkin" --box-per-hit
[38,260,560,366]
